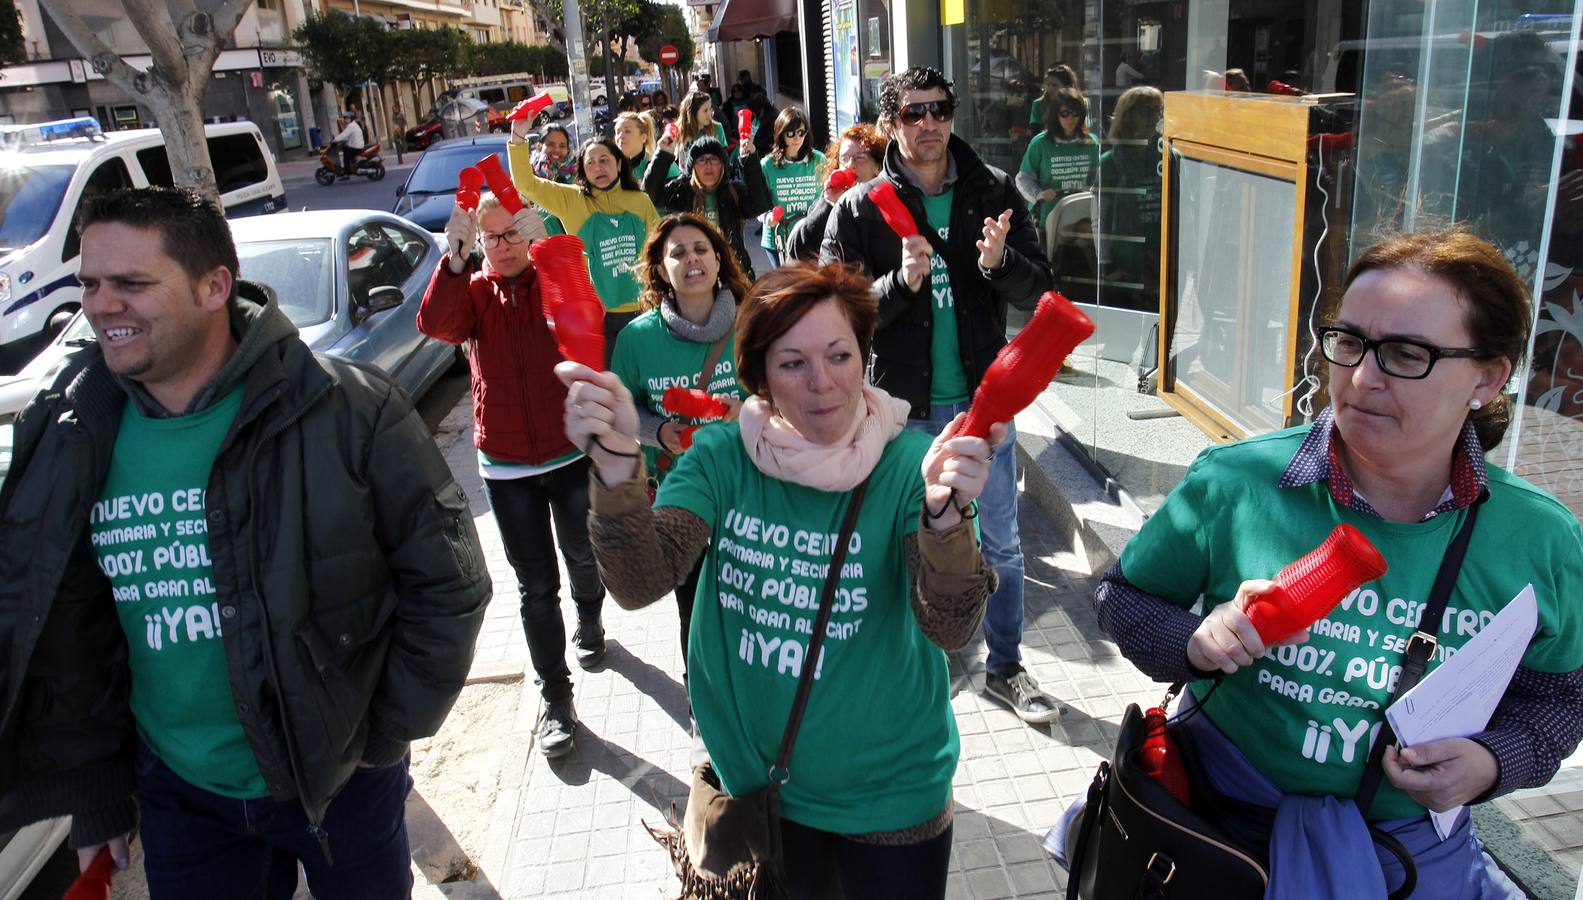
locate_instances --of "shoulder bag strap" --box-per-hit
[1354,496,1484,817]
[767,475,871,785]
[697,332,731,393]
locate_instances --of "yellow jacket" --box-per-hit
[507,141,659,235]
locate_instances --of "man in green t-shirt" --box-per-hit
[820,67,1062,726]
[0,188,490,897]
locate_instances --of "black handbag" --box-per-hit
[1067,500,1482,900]
[647,476,870,900]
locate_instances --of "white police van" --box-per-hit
[0,117,287,363]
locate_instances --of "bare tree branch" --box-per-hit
[36,0,148,95]
[121,0,186,78]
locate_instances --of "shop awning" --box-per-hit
[707,0,796,42]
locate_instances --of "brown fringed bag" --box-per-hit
[646,476,870,899]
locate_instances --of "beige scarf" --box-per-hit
[737,384,912,491]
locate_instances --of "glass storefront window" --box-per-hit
[929,0,1583,517]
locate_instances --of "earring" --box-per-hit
[1469,398,1483,410]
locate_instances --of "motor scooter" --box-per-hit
[315,140,385,185]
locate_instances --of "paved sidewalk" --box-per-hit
[437,398,1153,899]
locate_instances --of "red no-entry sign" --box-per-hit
[659,45,679,65]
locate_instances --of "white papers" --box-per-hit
[1385,584,1537,839]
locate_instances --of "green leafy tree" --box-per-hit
[636,2,695,73]
[294,13,391,101]
[38,0,254,202]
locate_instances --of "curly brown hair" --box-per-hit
[634,213,754,311]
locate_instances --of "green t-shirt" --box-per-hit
[702,193,719,229]
[1019,133,1099,226]
[576,210,648,314]
[920,189,970,405]
[1119,425,1583,821]
[759,150,827,250]
[610,308,744,484]
[1097,145,1161,274]
[656,424,957,833]
[538,206,566,237]
[89,385,266,798]
[1029,95,1046,128]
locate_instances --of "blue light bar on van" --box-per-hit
[0,117,104,151]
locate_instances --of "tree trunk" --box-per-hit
[37,0,251,206]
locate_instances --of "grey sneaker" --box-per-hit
[538,699,577,758]
[984,668,1063,724]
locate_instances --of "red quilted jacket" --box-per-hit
[417,257,576,464]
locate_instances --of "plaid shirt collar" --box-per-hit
[1278,407,1488,522]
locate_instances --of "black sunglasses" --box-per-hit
[1318,326,1487,380]
[897,100,955,126]
[785,128,808,137]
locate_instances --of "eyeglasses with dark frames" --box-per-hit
[896,100,955,126]
[481,230,527,248]
[1057,109,1082,119]
[1318,325,1487,380]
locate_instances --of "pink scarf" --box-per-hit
[737,384,912,491]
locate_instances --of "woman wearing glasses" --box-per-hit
[417,193,607,760]
[1067,230,1583,895]
[1016,87,1098,235]
[758,107,826,267]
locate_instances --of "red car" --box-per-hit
[405,106,507,150]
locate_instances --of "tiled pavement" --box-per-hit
[434,399,1160,899]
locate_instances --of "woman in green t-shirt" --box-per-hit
[1061,231,1583,895]
[610,213,753,671]
[1016,86,1099,234]
[759,107,827,268]
[676,91,729,172]
[561,263,1007,898]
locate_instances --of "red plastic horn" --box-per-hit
[474,154,523,214]
[63,847,114,900]
[529,235,606,369]
[770,205,785,224]
[679,425,700,450]
[959,291,1094,439]
[664,122,679,143]
[868,180,919,239]
[827,167,857,194]
[1266,80,1303,96]
[737,109,754,144]
[663,388,728,419]
[1140,707,1191,804]
[456,166,484,212]
[508,93,555,122]
[1244,524,1388,643]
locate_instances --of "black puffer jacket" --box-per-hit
[0,287,490,849]
[819,136,1052,419]
[644,146,773,280]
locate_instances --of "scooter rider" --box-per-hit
[333,113,365,178]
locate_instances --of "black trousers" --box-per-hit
[483,457,605,702]
[781,817,953,899]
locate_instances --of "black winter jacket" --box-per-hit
[644,147,773,280]
[819,136,1052,419]
[0,288,490,849]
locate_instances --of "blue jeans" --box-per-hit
[907,401,1025,676]
[135,742,414,900]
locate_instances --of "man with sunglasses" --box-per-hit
[820,66,1061,726]
[419,193,607,760]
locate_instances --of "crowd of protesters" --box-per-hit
[0,60,1577,900]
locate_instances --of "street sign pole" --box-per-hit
[562,0,595,145]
